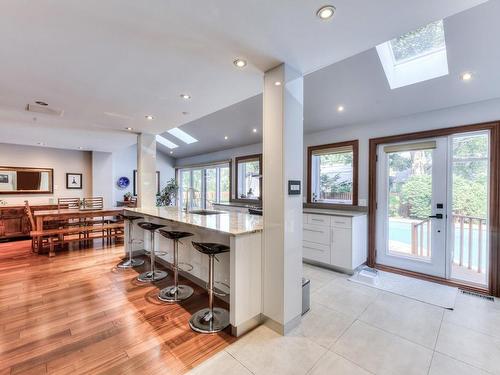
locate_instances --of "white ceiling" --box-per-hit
[0,0,487,152]
[164,0,500,158]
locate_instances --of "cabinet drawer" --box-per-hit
[303,224,330,245]
[307,214,331,227]
[331,216,352,228]
[303,241,331,264]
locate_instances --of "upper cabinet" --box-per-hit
[307,140,358,206]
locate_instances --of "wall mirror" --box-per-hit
[0,167,54,194]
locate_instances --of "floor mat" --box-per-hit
[348,267,458,309]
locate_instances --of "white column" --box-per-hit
[137,133,157,208]
[262,63,304,334]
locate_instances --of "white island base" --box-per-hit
[124,207,263,337]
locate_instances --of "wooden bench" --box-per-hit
[31,223,124,257]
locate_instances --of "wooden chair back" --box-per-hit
[58,197,80,209]
[24,200,36,231]
[82,197,104,209]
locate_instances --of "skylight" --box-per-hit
[376,20,448,89]
[155,135,178,149]
[167,128,198,144]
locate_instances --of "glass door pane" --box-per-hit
[180,170,191,208]
[192,169,203,209]
[387,148,433,260]
[219,166,230,203]
[450,132,489,286]
[205,168,217,209]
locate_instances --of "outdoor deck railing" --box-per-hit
[410,214,486,273]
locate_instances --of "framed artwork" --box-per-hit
[66,173,83,189]
[0,174,9,184]
[133,170,160,196]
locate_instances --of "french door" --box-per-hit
[376,131,490,286]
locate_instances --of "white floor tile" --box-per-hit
[436,321,500,374]
[308,351,371,375]
[444,292,500,339]
[359,292,444,348]
[289,302,355,349]
[312,277,379,318]
[334,320,433,375]
[226,325,326,375]
[187,351,251,375]
[428,352,490,375]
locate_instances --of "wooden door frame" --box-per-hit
[368,121,500,296]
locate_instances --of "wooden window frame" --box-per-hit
[232,154,262,204]
[307,140,359,207]
[368,121,500,297]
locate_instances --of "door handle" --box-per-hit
[428,214,443,219]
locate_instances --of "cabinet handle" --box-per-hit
[303,246,324,252]
[304,228,324,234]
[311,218,324,222]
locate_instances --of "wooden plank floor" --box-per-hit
[0,240,235,374]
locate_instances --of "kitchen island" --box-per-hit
[124,206,263,336]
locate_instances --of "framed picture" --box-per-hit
[0,174,9,184]
[133,170,160,196]
[66,173,83,189]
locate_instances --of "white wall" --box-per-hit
[174,97,500,207]
[112,144,175,203]
[92,152,114,206]
[0,143,92,205]
[304,97,500,205]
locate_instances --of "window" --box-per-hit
[308,140,358,205]
[376,20,448,89]
[178,161,231,209]
[234,154,262,202]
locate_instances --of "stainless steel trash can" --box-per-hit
[302,278,310,315]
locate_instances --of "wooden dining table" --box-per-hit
[33,207,124,253]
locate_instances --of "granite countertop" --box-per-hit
[212,202,262,209]
[303,208,367,217]
[125,206,263,236]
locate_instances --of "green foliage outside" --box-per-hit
[318,152,353,195]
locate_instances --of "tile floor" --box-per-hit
[188,263,500,375]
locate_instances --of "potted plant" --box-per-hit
[156,178,179,207]
[123,192,132,202]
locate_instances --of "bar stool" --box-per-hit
[189,241,230,333]
[136,222,168,283]
[117,214,145,268]
[157,230,194,302]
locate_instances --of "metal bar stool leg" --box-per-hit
[137,226,167,282]
[158,238,194,302]
[118,219,144,268]
[189,252,229,333]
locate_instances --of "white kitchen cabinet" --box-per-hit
[302,211,367,274]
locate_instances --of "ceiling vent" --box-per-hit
[25,103,64,117]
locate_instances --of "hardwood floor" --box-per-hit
[0,240,235,374]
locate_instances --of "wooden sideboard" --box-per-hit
[0,204,59,240]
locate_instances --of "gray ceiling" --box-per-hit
[164,0,500,159]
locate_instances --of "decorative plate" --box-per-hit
[117,176,130,189]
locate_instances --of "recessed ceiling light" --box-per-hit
[224,136,228,140]
[274,81,282,86]
[35,100,48,106]
[180,94,191,100]
[316,5,336,20]
[170,151,173,154]
[460,72,473,81]
[337,105,345,112]
[253,128,257,133]
[125,127,134,131]
[233,58,247,68]
[145,115,154,120]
